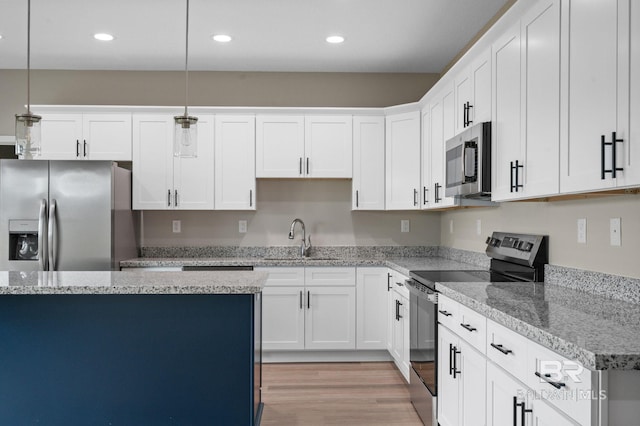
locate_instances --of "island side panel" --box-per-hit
[0,294,256,426]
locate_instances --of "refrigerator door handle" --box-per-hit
[38,199,48,271]
[48,199,57,271]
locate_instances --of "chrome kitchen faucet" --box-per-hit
[288,218,311,257]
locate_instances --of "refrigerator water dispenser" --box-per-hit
[8,220,39,261]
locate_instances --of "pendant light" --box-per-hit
[174,0,197,158]
[15,0,42,159]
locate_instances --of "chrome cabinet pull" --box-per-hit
[490,343,513,355]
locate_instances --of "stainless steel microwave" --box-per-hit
[444,121,491,199]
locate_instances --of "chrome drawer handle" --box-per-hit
[460,323,477,332]
[490,343,513,355]
[438,310,452,317]
[535,371,566,389]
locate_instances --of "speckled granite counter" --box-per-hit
[120,256,486,277]
[437,281,640,370]
[0,270,267,295]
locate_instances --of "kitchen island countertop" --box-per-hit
[0,270,267,295]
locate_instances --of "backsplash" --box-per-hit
[545,264,640,305]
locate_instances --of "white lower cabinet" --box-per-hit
[356,267,389,349]
[388,269,410,382]
[438,323,486,426]
[259,267,356,351]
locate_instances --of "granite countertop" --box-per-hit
[120,256,486,277]
[437,281,640,370]
[0,270,267,295]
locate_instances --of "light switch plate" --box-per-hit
[577,218,587,244]
[239,220,248,233]
[401,220,410,233]
[610,217,621,246]
[172,220,181,233]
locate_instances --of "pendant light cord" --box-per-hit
[27,0,31,114]
[184,0,189,117]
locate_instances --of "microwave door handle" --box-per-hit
[38,199,48,271]
[462,142,478,183]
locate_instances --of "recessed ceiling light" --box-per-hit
[94,33,114,41]
[326,35,345,44]
[212,34,232,43]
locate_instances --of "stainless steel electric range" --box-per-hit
[404,232,548,426]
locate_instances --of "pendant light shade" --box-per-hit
[174,0,198,158]
[15,0,42,159]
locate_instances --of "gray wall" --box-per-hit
[441,195,640,278]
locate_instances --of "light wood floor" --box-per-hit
[260,362,423,425]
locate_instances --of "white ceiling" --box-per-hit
[0,0,509,73]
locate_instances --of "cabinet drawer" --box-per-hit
[305,267,356,286]
[437,294,459,330]
[486,319,528,379]
[456,304,486,353]
[390,271,410,299]
[526,340,598,426]
[255,267,305,287]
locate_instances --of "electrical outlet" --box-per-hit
[476,219,482,236]
[449,219,454,234]
[577,218,587,244]
[172,220,181,233]
[610,217,621,246]
[401,220,410,233]
[239,220,247,233]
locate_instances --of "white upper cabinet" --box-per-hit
[305,116,353,178]
[492,0,561,201]
[255,114,352,178]
[39,113,131,161]
[385,110,421,210]
[454,48,491,135]
[620,0,640,187]
[132,114,214,210]
[492,23,523,201]
[420,106,432,209]
[214,115,256,210]
[352,116,385,210]
[560,0,635,193]
[255,115,304,178]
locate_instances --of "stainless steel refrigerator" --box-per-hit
[0,160,139,271]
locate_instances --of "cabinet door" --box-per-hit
[391,293,409,379]
[459,340,486,426]
[174,115,214,210]
[132,114,174,210]
[492,23,523,201]
[386,271,394,354]
[421,107,432,209]
[352,116,385,210]
[255,115,304,177]
[437,325,459,426]
[440,85,458,208]
[520,0,561,199]
[262,286,305,350]
[83,114,132,161]
[305,116,353,178]
[623,0,640,187]
[486,362,528,426]
[214,115,256,210]
[429,97,444,206]
[356,267,388,350]
[39,114,83,160]
[305,286,356,350]
[455,69,473,134]
[560,0,622,193]
[472,48,492,125]
[529,398,579,426]
[385,111,421,210]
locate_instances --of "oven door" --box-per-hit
[407,279,438,426]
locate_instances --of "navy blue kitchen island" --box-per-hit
[0,270,266,426]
